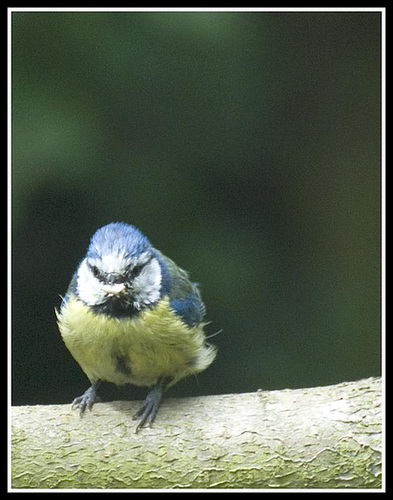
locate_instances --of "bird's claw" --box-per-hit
[72,385,101,416]
[132,382,163,433]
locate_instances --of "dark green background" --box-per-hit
[12,11,381,406]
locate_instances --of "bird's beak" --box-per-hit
[100,283,126,296]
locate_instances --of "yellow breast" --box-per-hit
[56,295,216,388]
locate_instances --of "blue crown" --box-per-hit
[87,222,152,260]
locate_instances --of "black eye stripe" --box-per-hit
[126,257,153,279]
[87,257,152,282]
[88,263,104,281]
[127,264,144,278]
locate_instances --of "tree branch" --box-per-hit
[11,377,382,490]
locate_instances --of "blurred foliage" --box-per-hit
[12,11,381,405]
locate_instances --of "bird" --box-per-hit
[56,222,217,432]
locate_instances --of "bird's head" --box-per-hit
[76,222,162,316]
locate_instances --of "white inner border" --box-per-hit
[7,7,386,493]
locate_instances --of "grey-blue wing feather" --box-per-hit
[170,286,206,327]
[154,250,206,327]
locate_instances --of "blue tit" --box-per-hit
[56,222,217,432]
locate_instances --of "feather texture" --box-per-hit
[57,295,216,388]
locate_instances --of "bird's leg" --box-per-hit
[72,380,102,417]
[133,378,167,432]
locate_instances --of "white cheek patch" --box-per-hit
[76,254,162,310]
[132,258,162,306]
[76,259,106,305]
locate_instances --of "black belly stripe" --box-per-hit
[115,355,132,376]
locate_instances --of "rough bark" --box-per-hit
[11,377,382,490]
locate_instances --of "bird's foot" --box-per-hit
[72,382,101,417]
[132,380,164,433]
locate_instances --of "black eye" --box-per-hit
[127,264,144,280]
[89,264,101,279]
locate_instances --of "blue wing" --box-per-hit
[170,288,206,327]
[153,250,206,327]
